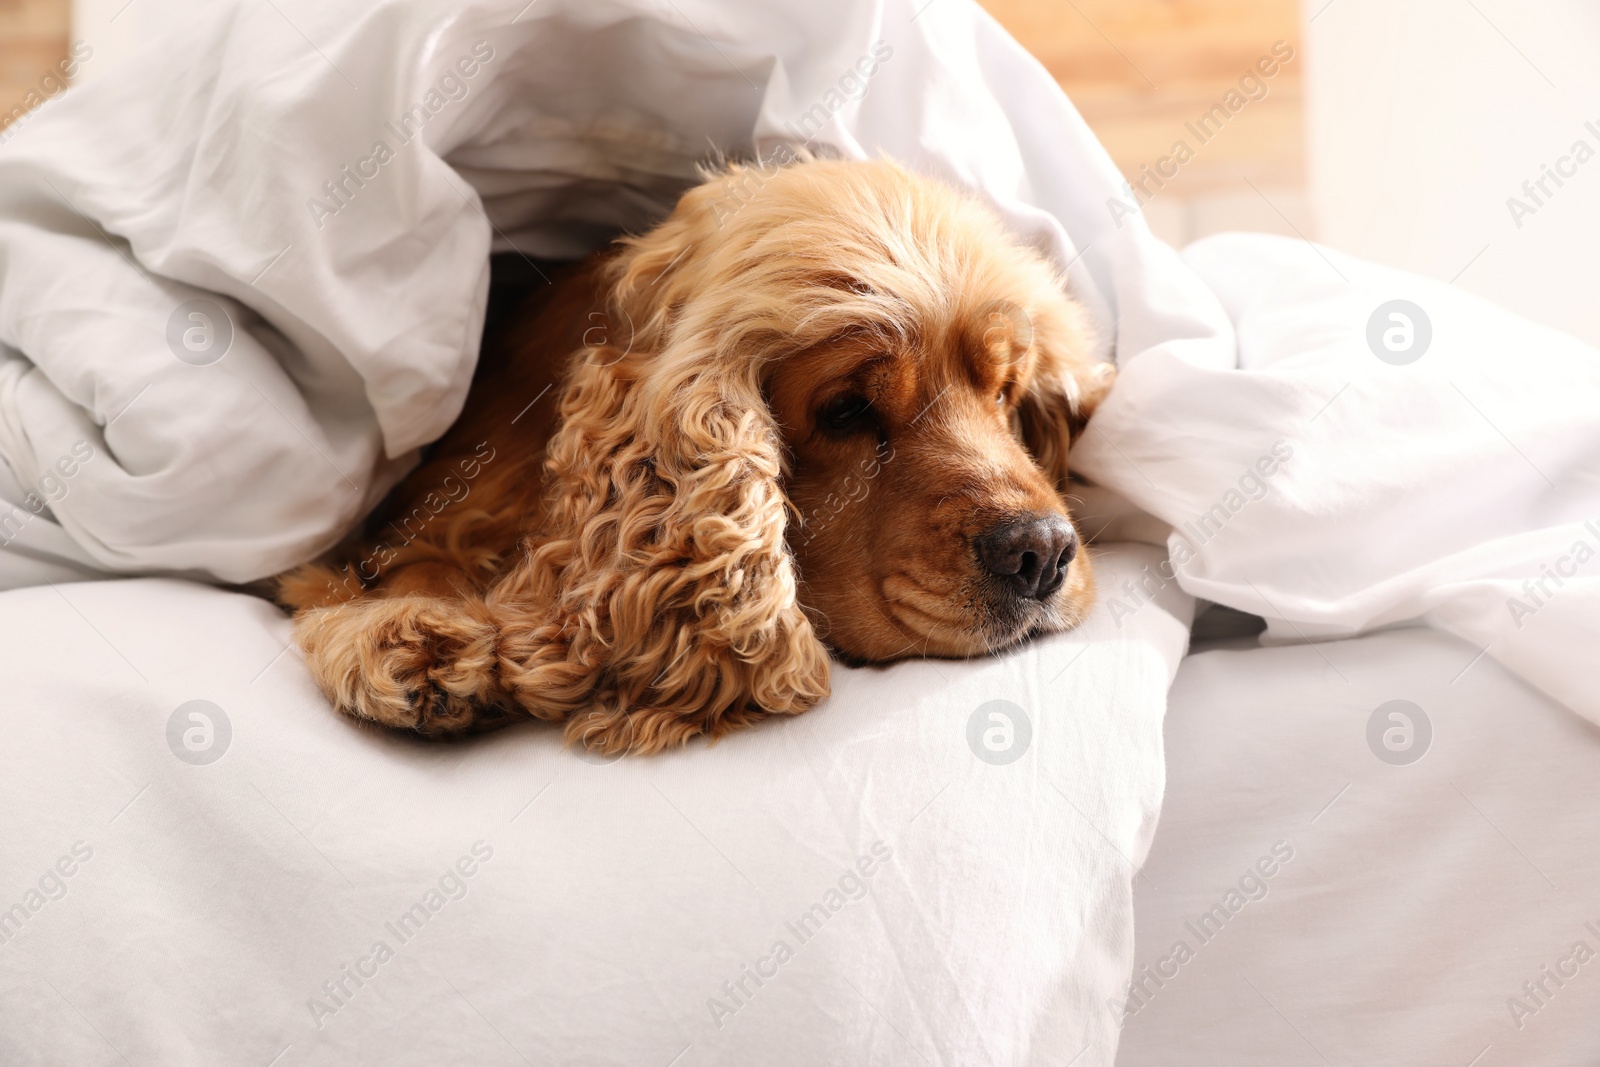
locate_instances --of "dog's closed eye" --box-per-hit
[819,393,875,434]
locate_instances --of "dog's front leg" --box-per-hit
[291,570,522,737]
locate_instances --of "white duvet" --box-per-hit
[1102,234,1600,727]
[0,0,1197,584]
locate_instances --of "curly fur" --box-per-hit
[276,157,1112,755]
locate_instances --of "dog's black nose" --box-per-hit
[975,514,1077,600]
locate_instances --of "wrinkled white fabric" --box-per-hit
[0,547,1191,1067]
[1120,625,1600,1067]
[0,0,1226,585]
[1072,233,1600,727]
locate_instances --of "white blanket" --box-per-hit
[0,0,1221,585]
[1072,233,1600,725]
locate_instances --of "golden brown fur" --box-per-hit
[276,157,1114,754]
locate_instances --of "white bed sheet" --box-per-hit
[1117,621,1600,1066]
[0,544,1190,1067]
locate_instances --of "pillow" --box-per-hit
[0,543,1191,1066]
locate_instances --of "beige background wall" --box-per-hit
[980,0,1310,245]
[1301,0,1600,347]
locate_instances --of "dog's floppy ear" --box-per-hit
[491,199,831,755]
[1012,294,1115,493]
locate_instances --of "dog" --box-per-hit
[275,157,1114,754]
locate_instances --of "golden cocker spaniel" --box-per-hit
[276,157,1114,754]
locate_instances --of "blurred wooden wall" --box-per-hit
[0,0,70,131]
[978,0,1309,244]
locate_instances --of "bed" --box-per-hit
[1,0,1597,1064]
[1118,613,1600,1066]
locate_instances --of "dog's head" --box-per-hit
[524,158,1112,752]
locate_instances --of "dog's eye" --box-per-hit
[819,393,874,432]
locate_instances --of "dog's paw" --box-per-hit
[294,596,514,736]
